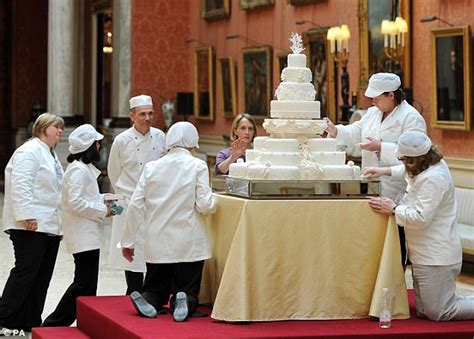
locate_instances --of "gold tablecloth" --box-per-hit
[200,194,410,321]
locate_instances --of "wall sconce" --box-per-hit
[226,34,286,51]
[186,38,207,46]
[225,34,262,47]
[327,24,351,120]
[420,15,454,27]
[295,20,325,29]
[380,16,408,77]
[103,31,113,54]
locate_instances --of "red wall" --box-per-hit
[131,0,474,159]
[412,0,474,158]
[11,0,48,128]
[132,0,192,129]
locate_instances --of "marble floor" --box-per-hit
[0,193,473,337]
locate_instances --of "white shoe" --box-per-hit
[173,292,189,322]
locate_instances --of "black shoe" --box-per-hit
[130,291,158,318]
[190,310,208,318]
[173,292,189,322]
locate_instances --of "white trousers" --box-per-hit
[412,262,474,321]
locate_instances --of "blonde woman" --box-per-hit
[214,113,257,175]
[0,113,64,333]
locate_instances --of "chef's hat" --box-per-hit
[395,131,432,157]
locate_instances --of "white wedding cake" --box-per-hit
[229,33,360,181]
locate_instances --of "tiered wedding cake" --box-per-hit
[229,33,360,181]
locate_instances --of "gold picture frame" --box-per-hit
[194,46,215,121]
[431,26,471,131]
[201,0,230,21]
[358,0,411,89]
[217,57,237,117]
[277,52,289,76]
[303,28,337,122]
[242,46,272,119]
[240,0,274,10]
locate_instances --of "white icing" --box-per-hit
[307,138,338,152]
[252,136,269,150]
[263,119,326,135]
[281,68,312,83]
[275,83,316,101]
[287,54,306,68]
[270,100,320,119]
[262,138,299,152]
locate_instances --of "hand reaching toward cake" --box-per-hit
[360,136,381,152]
[363,166,391,179]
[324,118,338,138]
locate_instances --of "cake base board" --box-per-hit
[212,176,381,199]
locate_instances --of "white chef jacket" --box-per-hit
[107,126,166,271]
[393,160,462,266]
[3,138,63,235]
[61,160,107,254]
[335,100,427,199]
[121,147,217,264]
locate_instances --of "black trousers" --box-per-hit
[398,225,410,267]
[142,261,204,314]
[42,249,100,327]
[125,270,144,295]
[0,230,60,331]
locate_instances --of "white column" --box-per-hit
[111,0,131,119]
[48,0,76,117]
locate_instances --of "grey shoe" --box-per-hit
[173,292,189,322]
[130,291,158,318]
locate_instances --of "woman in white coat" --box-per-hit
[365,131,474,321]
[42,124,113,327]
[0,113,64,333]
[325,72,427,266]
[121,121,217,322]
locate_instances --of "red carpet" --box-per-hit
[33,290,474,339]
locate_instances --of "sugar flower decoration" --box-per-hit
[289,32,305,54]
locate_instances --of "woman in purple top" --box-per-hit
[214,114,257,175]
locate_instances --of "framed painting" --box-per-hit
[358,0,411,89]
[240,0,274,10]
[201,0,230,21]
[218,57,237,117]
[277,52,289,76]
[194,46,215,121]
[431,26,471,130]
[303,29,337,122]
[242,46,272,119]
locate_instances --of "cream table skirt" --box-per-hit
[200,194,410,322]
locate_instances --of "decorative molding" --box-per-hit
[198,134,228,156]
[445,157,474,188]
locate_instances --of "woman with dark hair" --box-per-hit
[325,72,427,267]
[0,113,64,333]
[365,131,474,321]
[214,113,257,175]
[42,124,113,327]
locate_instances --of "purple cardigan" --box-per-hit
[214,147,245,175]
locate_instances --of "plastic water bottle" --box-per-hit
[379,287,392,328]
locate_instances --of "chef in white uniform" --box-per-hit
[366,131,474,321]
[121,121,217,322]
[0,113,64,332]
[325,73,427,266]
[107,95,166,294]
[42,124,112,327]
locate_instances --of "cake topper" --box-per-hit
[289,32,305,54]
